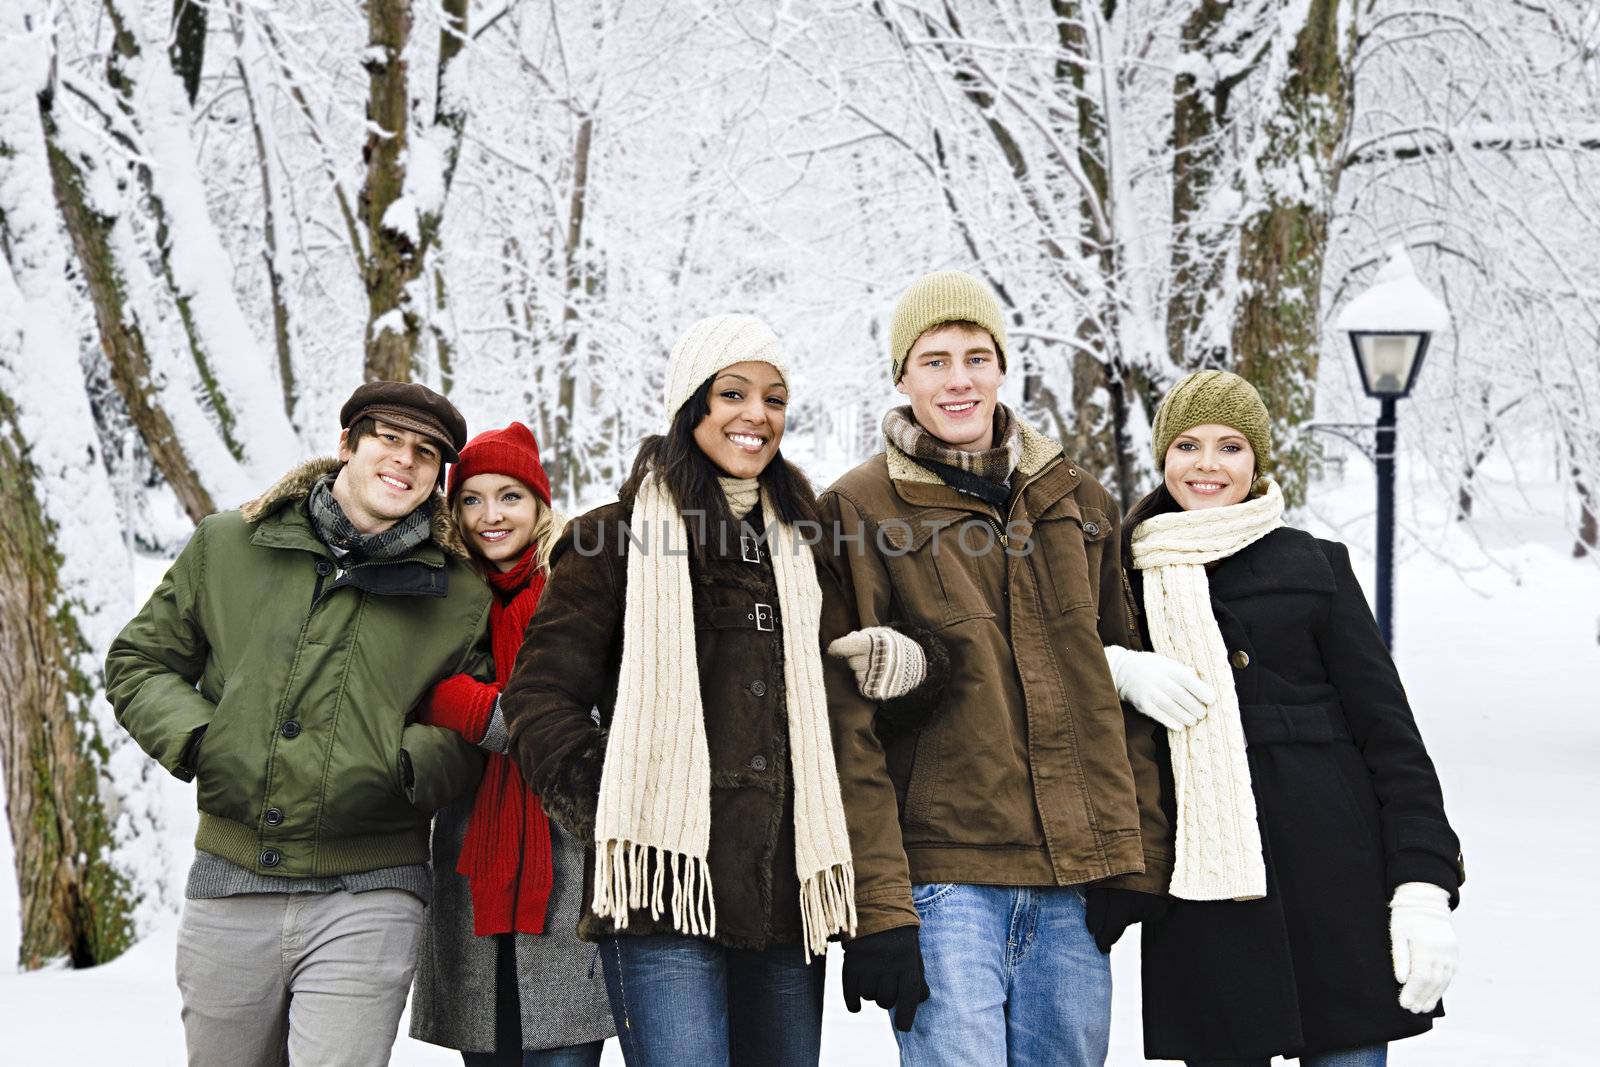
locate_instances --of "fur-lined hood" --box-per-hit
[240,456,471,560]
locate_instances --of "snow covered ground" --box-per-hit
[2,462,1595,1065]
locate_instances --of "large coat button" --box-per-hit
[281,720,302,739]
[749,755,768,772]
[264,807,284,827]
[1230,650,1250,669]
[259,848,281,868]
[315,559,333,576]
[749,680,767,697]
[1083,520,1100,537]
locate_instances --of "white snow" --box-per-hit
[1334,246,1452,334]
[383,194,423,245]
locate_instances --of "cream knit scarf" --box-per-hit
[1130,478,1285,901]
[592,471,857,959]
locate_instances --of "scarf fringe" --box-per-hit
[592,839,718,939]
[798,861,858,963]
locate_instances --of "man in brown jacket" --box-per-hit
[821,270,1175,1065]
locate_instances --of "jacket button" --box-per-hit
[280,720,302,739]
[314,559,333,576]
[1083,521,1100,536]
[259,848,281,868]
[1230,650,1250,669]
[750,680,767,697]
[749,755,768,772]
[264,807,284,827]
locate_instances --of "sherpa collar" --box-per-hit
[885,416,1064,486]
[240,456,471,560]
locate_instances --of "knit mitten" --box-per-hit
[421,673,498,745]
[1390,881,1457,1013]
[1104,644,1215,730]
[842,925,930,1032]
[828,627,927,702]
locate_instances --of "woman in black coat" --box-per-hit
[1107,371,1462,1067]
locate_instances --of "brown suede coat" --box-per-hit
[819,424,1173,937]
[503,500,915,950]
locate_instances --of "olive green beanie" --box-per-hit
[1151,370,1272,467]
[889,270,1008,382]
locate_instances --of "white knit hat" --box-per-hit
[663,313,789,427]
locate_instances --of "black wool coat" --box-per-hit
[1132,526,1462,1061]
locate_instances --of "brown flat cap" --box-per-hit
[339,380,468,463]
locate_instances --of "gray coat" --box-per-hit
[409,793,614,1053]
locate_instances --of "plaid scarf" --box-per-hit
[882,404,1024,492]
[306,473,433,560]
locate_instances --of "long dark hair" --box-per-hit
[1121,481,1182,563]
[619,376,820,550]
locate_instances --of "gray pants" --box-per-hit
[175,890,425,1067]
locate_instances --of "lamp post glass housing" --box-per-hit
[1349,330,1430,399]
[1331,245,1451,650]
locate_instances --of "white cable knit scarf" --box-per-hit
[592,471,857,959]
[1131,478,1285,901]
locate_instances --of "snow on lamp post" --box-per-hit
[1332,245,1450,649]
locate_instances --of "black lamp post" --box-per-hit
[1332,247,1450,650]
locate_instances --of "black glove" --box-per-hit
[841,925,930,1032]
[1084,888,1168,954]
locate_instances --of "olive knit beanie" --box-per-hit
[664,313,790,427]
[1151,370,1272,467]
[889,270,1008,382]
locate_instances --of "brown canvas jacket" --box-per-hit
[820,421,1173,936]
[503,499,917,948]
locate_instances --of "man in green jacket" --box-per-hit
[822,271,1181,1065]
[106,381,492,1067]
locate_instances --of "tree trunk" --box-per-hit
[168,0,208,106]
[230,14,296,427]
[553,113,595,507]
[39,92,216,522]
[1230,0,1357,505]
[361,0,471,385]
[0,396,138,970]
[1055,0,1139,508]
[361,0,416,382]
[1167,0,1249,371]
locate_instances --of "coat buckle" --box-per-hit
[753,602,774,631]
[740,533,761,564]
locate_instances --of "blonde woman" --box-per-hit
[410,422,614,1066]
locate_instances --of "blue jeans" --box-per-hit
[462,1043,603,1067]
[600,934,823,1066]
[893,884,1111,1067]
[1186,1045,1388,1067]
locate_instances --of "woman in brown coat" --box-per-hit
[500,315,931,1066]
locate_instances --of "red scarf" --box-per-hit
[456,547,553,936]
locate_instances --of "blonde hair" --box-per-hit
[453,481,565,577]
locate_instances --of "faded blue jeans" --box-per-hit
[599,934,823,1066]
[892,883,1111,1066]
[1187,1046,1388,1067]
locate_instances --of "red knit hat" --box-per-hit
[447,421,552,506]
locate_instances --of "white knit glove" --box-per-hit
[828,627,927,702]
[1389,881,1457,1013]
[1103,645,1215,730]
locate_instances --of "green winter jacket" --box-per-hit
[105,459,492,879]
